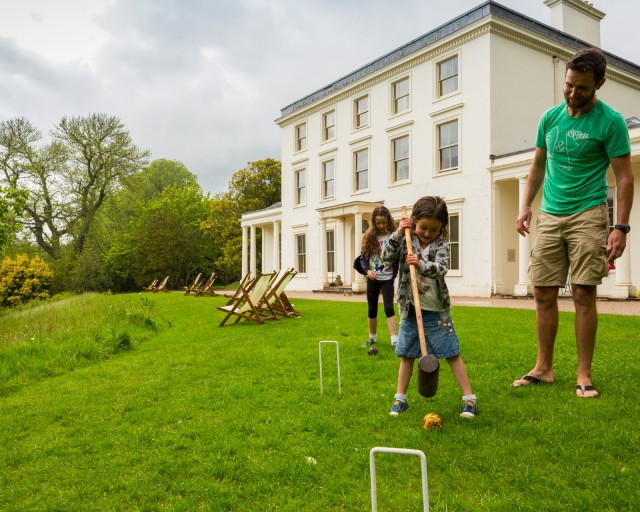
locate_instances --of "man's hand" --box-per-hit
[516,205,532,236]
[606,229,627,265]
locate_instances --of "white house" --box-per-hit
[241,0,640,299]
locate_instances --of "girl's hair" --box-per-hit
[411,196,449,239]
[361,206,396,258]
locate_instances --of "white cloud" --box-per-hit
[1,0,639,195]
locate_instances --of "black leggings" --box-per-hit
[367,279,396,319]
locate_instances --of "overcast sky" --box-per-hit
[1,0,639,195]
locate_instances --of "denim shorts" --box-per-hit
[395,306,460,359]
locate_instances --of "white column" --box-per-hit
[319,217,327,287]
[352,212,366,292]
[514,177,531,296]
[241,226,248,279]
[273,221,280,271]
[260,227,266,273]
[611,239,632,298]
[250,225,257,277]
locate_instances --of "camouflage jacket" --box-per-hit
[381,230,451,320]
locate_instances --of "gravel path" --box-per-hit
[284,291,640,316]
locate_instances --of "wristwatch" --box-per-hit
[614,224,631,234]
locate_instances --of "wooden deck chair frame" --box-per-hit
[184,273,202,295]
[274,268,301,317]
[195,272,217,296]
[263,268,299,318]
[153,276,170,293]
[217,272,278,327]
[223,272,254,299]
[142,278,158,292]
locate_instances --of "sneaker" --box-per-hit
[364,338,377,347]
[389,400,409,416]
[460,400,477,418]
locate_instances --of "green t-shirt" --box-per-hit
[535,100,630,215]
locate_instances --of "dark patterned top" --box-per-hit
[381,230,451,320]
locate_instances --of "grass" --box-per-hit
[0,292,639,511]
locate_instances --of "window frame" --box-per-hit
[294,122,307,152]
[390,133,410,184]
[436,54,459,98]
[322,109,336,142]
[294,167,307,206]
[321,158,336,200]
[353,94,370,130]
[295,233,307,274]
[326,230,335,274]
[353,146,370,193]
[447,211,461,275]
[390,76,411,116]
[436,117,460,174]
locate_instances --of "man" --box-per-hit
[514,47,634,398]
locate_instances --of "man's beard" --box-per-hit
[564,89,596,110]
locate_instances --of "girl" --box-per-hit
[381,196,477,418]
[359,206,399,348]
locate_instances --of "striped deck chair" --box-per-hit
[184,273,202,295]
[142,278,158,292]
[217,272,277,326]
[153,276,170,293]
[263,268,300,318]
[195,272,217,296]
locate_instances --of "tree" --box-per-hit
[0,115,150,260]
[104,184,215,290]
[202,158,281,282]
[0,185,26,256]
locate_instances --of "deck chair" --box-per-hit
[263,268,300,318]
[195,272,217,296]
[223,272,255,299]
[274,268,301,317]
[184,273,202,295]
[142,278,158,292]
[153,276,170,293]
[217,272,277,327]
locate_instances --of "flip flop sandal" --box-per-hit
[576,384,600,398]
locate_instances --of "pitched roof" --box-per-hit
[279,1,640,118]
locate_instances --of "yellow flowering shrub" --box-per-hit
[0,254,54,307]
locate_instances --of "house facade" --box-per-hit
[241,0,640,298]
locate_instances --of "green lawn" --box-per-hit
[1,292,638,511]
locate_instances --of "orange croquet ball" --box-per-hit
[421,413,444,430]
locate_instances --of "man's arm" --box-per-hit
[607,153,634,263]
[516,147,547,237]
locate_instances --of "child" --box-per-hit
[358,206,399,348]
[381,196,477,418]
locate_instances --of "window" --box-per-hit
[607,186,615,233]
[354,148,369,191]
[392,135,409,182]
[295,123,307,151]
[322,159,335,199]
[437,120,459,171]
[354,95,369,128]
[296,234,307,273]
[326,230,335,274]
[295,169,306,205]
[448,213,460,271]
[392,77,410,114]
[438,56,459,97]
[323,110,336,141]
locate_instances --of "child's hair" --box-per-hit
[361,206,396,258]
[411,196,449,239]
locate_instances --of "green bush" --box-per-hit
[0,254,54,307]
